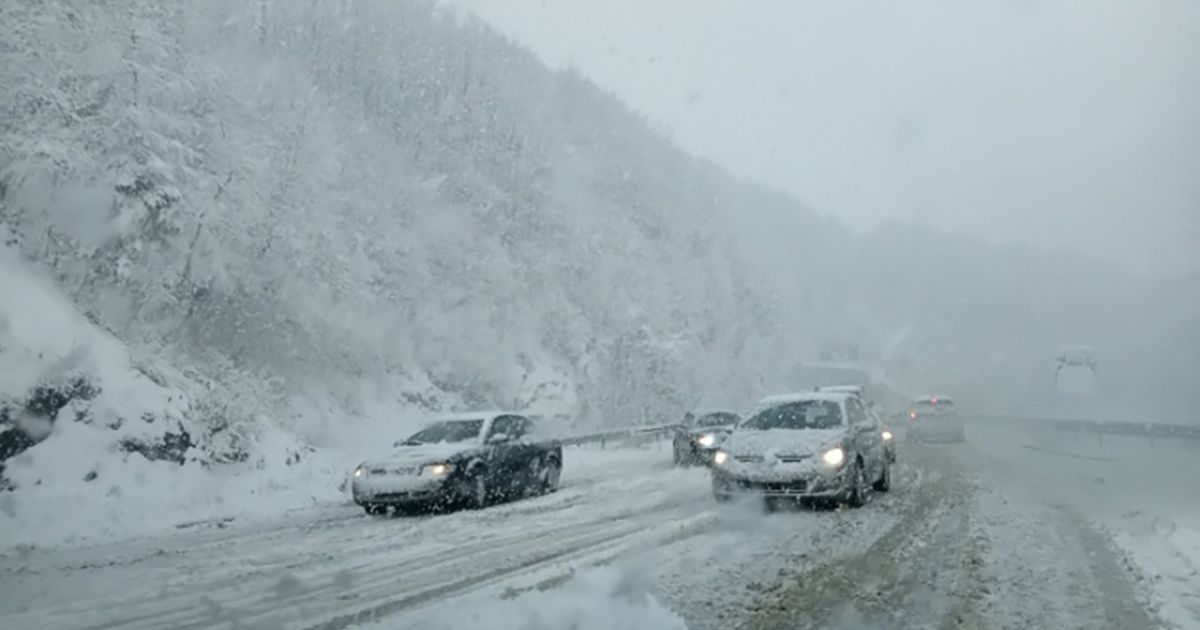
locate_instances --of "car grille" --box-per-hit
[727,479,808,494]
[758,481,808,494]
[734,455,764,463]
[373,490,436,501]
[369,466,416,475]
[775,454,809,463]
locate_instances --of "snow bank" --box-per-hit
[383,565,688,630]
[0,249,345,547]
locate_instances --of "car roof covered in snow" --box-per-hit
[817,385,864,395]
[754,392,852,408]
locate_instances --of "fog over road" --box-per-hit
[3,417,1193,630]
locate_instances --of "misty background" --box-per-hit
[0,0,1196,475]
[449,0,1200,274]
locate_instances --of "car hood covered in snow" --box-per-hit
[364,442,477,469]
[723,428,846,459]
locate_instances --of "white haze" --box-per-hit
[0,0,1196,469]
[0,3,1198,628]
[447,0,1200,274]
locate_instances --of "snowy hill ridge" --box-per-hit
[0,0,785,443]
[0,0,1195,545]
[0,0,797,539]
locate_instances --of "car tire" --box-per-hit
[847,459,867,507]
[711,477,733,503]
[872,459,891,493]
[362,504,386,516]
[542,457,562,494]
[465,469,488,510]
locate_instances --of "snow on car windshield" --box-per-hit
[405,420,484,444]
[742,401,842,431]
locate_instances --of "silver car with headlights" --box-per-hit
[351,413,563,515]
[710,392,891,509]
[817,384,896,462]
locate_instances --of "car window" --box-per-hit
[743,400,843,430]
[405,419,484,444]
[488,415,520,438]
[489,412,513,436]
[510,416,530,438]
[846,398,868,425]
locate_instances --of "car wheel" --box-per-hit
[847,459,867,507]
[711,477,733,503]
[872,458,891,493]
[465,470,488,510]
[362,504,386,516]
[542,457,562,494]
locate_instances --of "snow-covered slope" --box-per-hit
[0,248,349,546]
[0,0,1193,546]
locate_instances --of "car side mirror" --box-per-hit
[487,433,510,445]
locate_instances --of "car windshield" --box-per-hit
[743,401,843,430]
[403,419,484,445]
[696,412,738,427]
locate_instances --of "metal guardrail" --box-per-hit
[558,424,678,448]
[964,414,1200,441]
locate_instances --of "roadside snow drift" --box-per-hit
[0,249,341,547]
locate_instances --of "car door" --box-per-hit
[508,416,542,487]
[846,398,884,479]
[484,415,517,492]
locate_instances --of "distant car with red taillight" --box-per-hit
[904,396,965,443]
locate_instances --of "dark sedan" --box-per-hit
[673,410,741,466]
[351,413,563,514]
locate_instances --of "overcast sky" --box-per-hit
[443,0,1199,273]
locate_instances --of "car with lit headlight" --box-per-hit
[672,410,742,466]
[904,395,965,443]
[351,413,563,514]
[817,384,896,462]
[710,392,891,509]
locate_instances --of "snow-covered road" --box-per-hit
[1,430,1194,630]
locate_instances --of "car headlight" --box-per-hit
[696,433,717,448]
[354,465,367,478]
[422,463,456,477]
[713,450,729,465]
[821,447,846,467]
[881,430,894,441]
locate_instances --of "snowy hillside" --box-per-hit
[0,247,360,544]
[0,0,796,434]
[1,0,1195,544]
